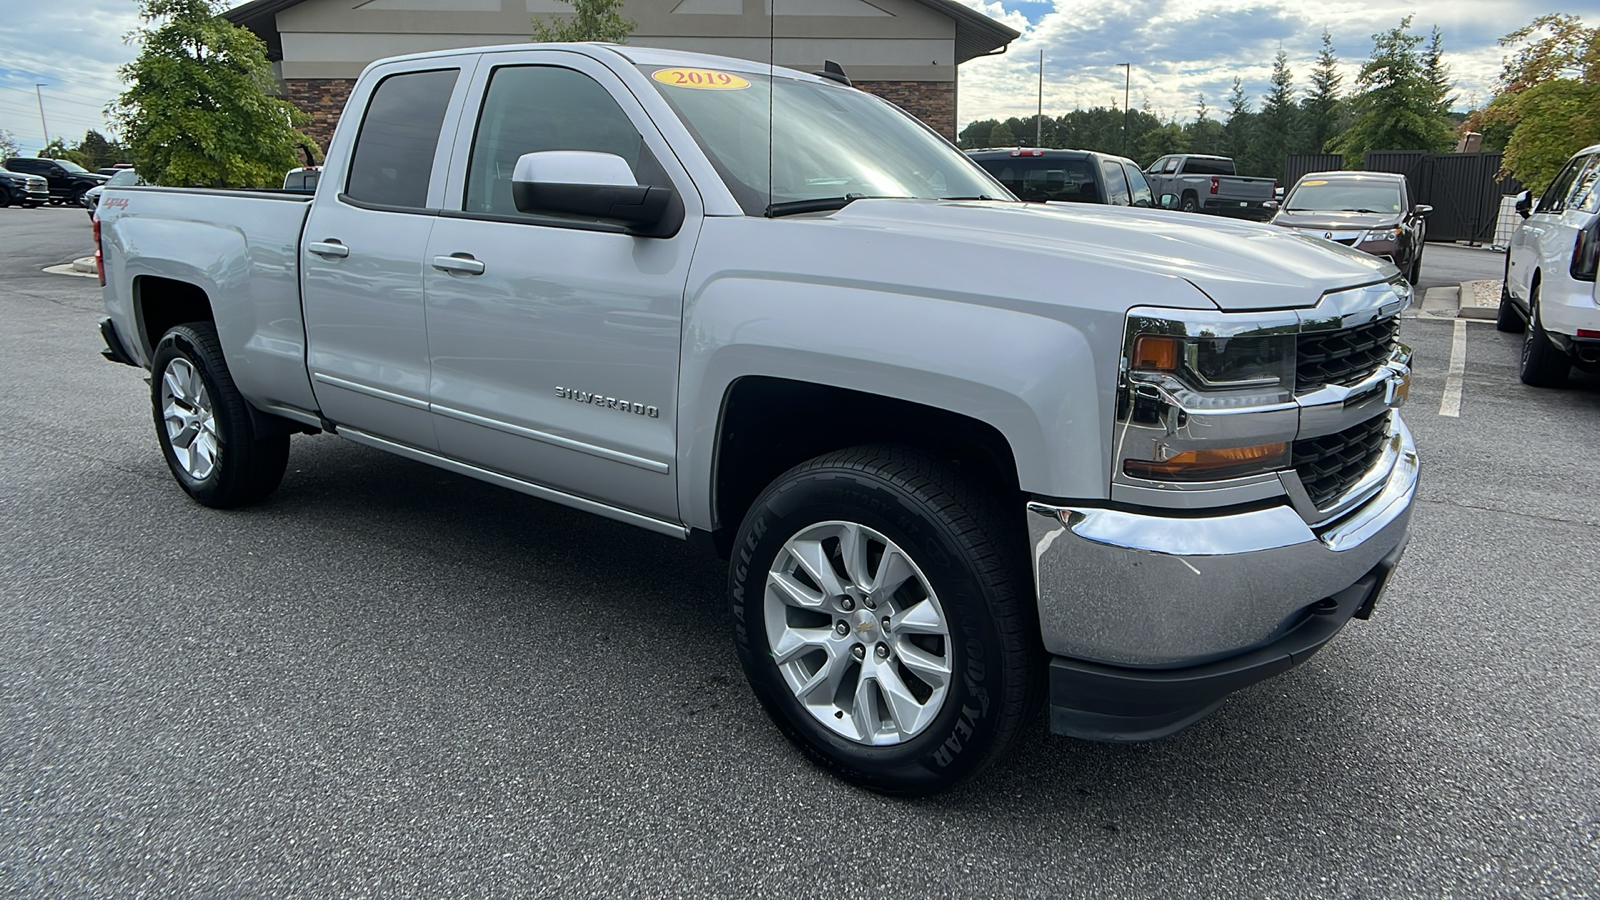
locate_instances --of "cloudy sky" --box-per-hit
[951,0,1570,129]
[0,0,1583,156]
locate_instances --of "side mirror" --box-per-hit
[1159,193,1180,210]
[1263,199,1279,211]
[1514,190,1531,219]
[512,151,677,234]
[1413,204,1433,217]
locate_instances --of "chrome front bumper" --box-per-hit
[1028,415,1417,668]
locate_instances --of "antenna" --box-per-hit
[767,0,774,217]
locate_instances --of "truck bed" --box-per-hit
[97,186,319,418]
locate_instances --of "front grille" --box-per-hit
[1296,316,1399,392]
[1293,414,1391,509]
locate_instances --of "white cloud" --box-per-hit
[949,0,1552,131]
[0,0,140,155]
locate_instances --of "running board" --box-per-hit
[336,427,688,539]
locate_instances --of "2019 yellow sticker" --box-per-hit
[1301,179,1329,186]
[652,68,751,90]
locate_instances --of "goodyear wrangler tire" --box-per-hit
[151,322,290,508]
[728,446,1041,796]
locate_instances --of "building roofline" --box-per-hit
[223,0,1020,65]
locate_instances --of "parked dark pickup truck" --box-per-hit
[2,156,106,206]
[1144,154,1276,220]
[967,148,1155,207]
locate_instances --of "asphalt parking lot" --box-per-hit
[2,204,1597,898]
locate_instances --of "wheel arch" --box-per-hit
[134,274,216,357]
[699,376,1027,558]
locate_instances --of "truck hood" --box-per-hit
[822,200,1395,311]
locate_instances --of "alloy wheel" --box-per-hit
[160,357,219,480]
[763,521,952,746]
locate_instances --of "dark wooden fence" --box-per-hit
[1281,151,1520,243]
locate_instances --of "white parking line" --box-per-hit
[1439,318,1467,417]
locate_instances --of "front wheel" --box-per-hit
[1495,281,1523,333]
[729,446,1042,796]
[1519,288,1570,388]
[151,323,291,507]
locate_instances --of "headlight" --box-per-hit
[1362,227,1401,243]
[1116,309,1300,484]
[1123,315,1297,410]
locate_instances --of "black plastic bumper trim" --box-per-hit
[98,317,139,367]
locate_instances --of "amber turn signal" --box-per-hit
[1123,442,1290,482]
[1131,335,1180,371]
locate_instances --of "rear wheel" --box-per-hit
[729,446,1041,796]
[1407,248,1423,286]
[1519,286,1570,388]
[151,322,291,507]
[1180,193,1199,213]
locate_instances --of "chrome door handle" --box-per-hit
[432,254,486,275]
[308,240,349,259]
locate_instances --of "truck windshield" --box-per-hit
[640,65,1007,216]
[1286,181,1403,214]
[55,159,91,174]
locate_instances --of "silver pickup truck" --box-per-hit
[96,44,1418,796]
[1144,153,1279,220]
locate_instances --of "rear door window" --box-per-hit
[1123,163,1153,207]
[1100,158,1130,205]
[345,68,459,208]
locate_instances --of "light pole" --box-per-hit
[1117,64,1130,155]
[1036,49,1044,146]
[35,84,51,149]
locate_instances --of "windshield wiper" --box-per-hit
[765,194,907,217]
[937,195,998,201]
[1337,208,1384,213]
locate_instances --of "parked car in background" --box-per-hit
[1143,154,1276,219]
[283,166,321,192]
[1499,143,1600,387]
[0,165,50,208]
[1271,172,1430,285]
[83,169,146,217]
[2,157,107,206]
[966,148,1155,207]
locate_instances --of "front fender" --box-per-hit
[677,275,1115,531]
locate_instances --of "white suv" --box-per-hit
[1499,143,1600,387]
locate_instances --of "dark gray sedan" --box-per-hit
[1272,171,1431,284]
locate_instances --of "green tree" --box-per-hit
[1136,120,1189,164]
[1466,14,1600,192]
[1222,77,1257,170]
[987,120,1017,148]
[1329,17,1456,167]
[1301,29,1344,154]
[40,138,86,166]
[112,0,315,187]
[531,0,635,43]
[958,118,999,149]
[1256,48,1300,179]
[1185,95,1224,155]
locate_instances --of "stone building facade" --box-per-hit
[225,0,1017,151]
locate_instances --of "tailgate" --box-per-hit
[1213,178,1276,202]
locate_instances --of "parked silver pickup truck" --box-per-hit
[96,44,1418,795]
[1144,153,1278,220]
